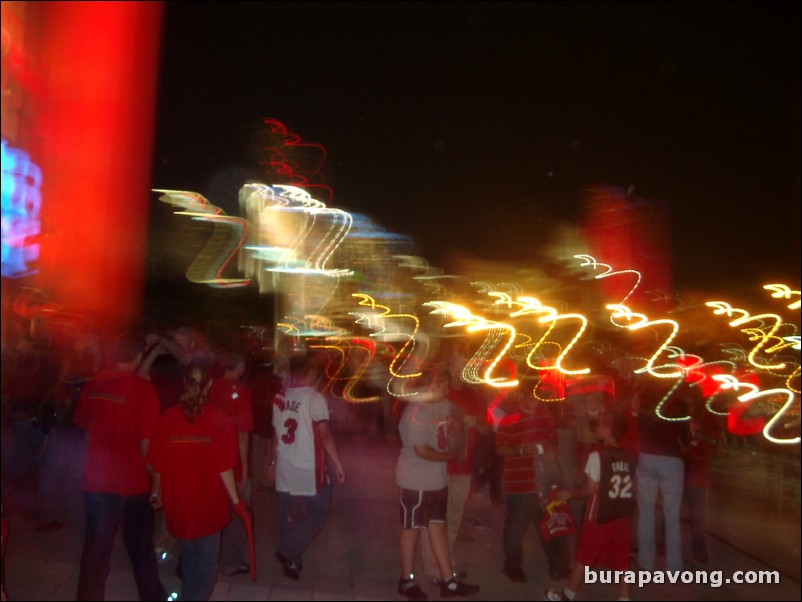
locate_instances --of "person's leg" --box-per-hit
[446,473,471,568]
[420,528,439,582]
[427,521,454,581]
[286,483,332,567]
[121,493,167,601]
[636,454,659,570]
[179,532,221,602]
[502,494,528,572]
[533,496,571,578]
[566,561,585,595]
[658,456,685,572]
[276,490,305,567]
[686,485,708,561]
[400,528,421,577]
[76,492,122,601]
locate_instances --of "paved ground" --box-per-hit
[2,425,800,601]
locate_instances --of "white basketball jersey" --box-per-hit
[272,385,330,495]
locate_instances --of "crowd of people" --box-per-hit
[1,321,725,601]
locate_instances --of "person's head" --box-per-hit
[107,335,144,371]
[511,385,539,412]
[219,350,246,380]
[171,327,197,352]
[180,363,213,424]
[288,351,327,387]
[597,410,628,444]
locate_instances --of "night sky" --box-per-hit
[151,1,801,294]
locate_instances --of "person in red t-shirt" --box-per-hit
[206,351,254,577]
[496,387,571,584]
[73,335,167,601]
[148,364,248,602]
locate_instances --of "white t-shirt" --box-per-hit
[395,400,451,491]
[272,385,330,495]
[585,450,601,482]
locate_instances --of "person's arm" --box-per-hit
[149,471,163,509]
[556,474,597,503]
[135,334,165,379]
[318,421,346,484]
[496,441,545,458]
[157,335,192,366]
[413,444,458,463]
[138,438,150,463]
[266,429,278,488]
[220,468,240,505]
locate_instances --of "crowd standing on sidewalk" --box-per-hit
[1,316,761,602]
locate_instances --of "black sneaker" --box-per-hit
[275,551,300,580]
[440,578,480,597]
[503,567,528,583]
[398,577,428,600]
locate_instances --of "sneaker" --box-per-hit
[440,578,480,597]
[398,577,428,600]
[276,551,300,580]
[544,589,569,601]
[503,567,528,583]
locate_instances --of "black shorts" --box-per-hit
[399,487,448,529]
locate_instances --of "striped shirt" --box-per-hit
[496,404,556,495]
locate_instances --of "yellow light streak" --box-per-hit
[706,301,787,371]
[712,375,800,445]
[764,284,801,310]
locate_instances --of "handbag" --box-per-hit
[538,486,577,541]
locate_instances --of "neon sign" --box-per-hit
[1,138,42,278]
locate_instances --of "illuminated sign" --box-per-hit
[1,138,42,278]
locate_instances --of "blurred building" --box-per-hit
[1,1,163,343]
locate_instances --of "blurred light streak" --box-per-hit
[764,283,801,310]
[712,375,800,445]
[605,303,682,378]
[154,189,250,288]
[706,301,786,371]
[574,254,642,307]
[424,300,518,388]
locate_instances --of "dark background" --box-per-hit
[149,1,801,297]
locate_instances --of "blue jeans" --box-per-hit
[502,492,570,576]
[77,492,166,601]
[637,452,684,571]
[178,532,221,601]
[276,483,332,567]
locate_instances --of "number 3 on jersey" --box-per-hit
[281,418,298,444]
[608,474,632,499]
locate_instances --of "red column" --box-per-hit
[33,1,163,333]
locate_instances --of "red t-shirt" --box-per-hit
[207,378,254,481]
[149,404,238,540]
[73,369,160,496]
[496,405,556,495]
